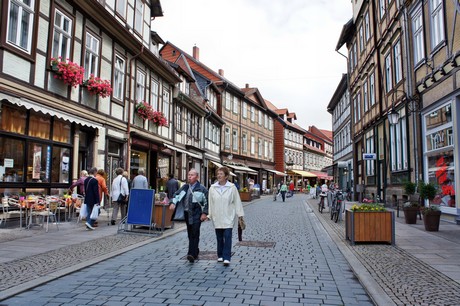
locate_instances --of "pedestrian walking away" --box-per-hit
[110,168,129,225]
[207,166,244,266]
[131,168,149,189]
[166,173,179,201]
[169,169,208,263]
[279,181,288,202]
[83,168,99,230]
[68,170,88,196]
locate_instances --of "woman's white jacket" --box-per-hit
[207,181,244,229]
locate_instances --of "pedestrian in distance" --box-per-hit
[279,181,288,202]
[83,167,99,230]
[207,167,244,266]
[289,180,295,197]
[94,168,109,227]
[110,168,129,225]
[166,173,179,201]
[131,168,149,189]
[169,169,208,263]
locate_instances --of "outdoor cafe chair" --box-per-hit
[1,197,23,228]
[31,196,59,232]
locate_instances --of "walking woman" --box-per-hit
[207,166,244,266]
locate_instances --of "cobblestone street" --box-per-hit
[2,195,372,305]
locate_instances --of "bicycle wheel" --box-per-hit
[334,205,340,222]
[319,199,324,213]
[330,201,335,220]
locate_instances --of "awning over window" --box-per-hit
[2,93,101,129]
[310,171,333,180]
[267,169,287,176]
[164,144,201,159]
[210,160,236,176]
[226,164,258,174]
[291,170,317,177]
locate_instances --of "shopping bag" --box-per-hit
[90,205,100,220]
[238,216,246,230]
[80,203,88,219]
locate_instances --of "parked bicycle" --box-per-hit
[318,191,327,213]
[330,190,344,223]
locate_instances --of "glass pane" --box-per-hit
[427,150,455,207]
[0,105,27,134]
[27,143,50,183]
[20,10,30,49]
[28,113,51,139]
[52,119,71,143]
[426,127,453,151]
[0,137,25,183]
[51,146,70,183]
[425,103,452,130]
[8,4,19,44]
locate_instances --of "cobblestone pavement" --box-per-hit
[306,197,460,306]
[2,195,373,305]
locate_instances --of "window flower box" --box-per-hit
[135,101,168,127]
[345,205,395,245]
[50,57,84,87]
[83,75,113,98]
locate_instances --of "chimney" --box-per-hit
[193,46,199,61]
[218,69,224,76]
[245,83,250,88]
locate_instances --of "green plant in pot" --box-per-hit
[402,181,419,224]
[419,182,441,231]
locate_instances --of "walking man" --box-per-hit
[169,169,208,263]
[166,173,179,200]
[132,168,148,189]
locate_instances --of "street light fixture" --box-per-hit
[387,108,400,125]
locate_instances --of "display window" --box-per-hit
[29,113,51,140]
[0,105,26,134]
[423,101,456,209]
[0,137,25,182]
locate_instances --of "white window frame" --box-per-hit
[242,102,247,118]
[136,69,145,102]
[365,12,370,42]
[394,40,402,84]
[369,73,375,106]
[162,89,170,125]
[134,0,144,34]
[84,32,100,79]
[225,92,231,110]
[113,55,125,101]
[390,110,408,171]
[242,133,247,152]
[359,25,364,53]
[250,106,255,122]
[430,0,445,49]
[116,0,127,19]
[151,79,159,109]
[363,80,369,113]
[379,0,385,19]
[412,7,425,65]
[232,129,238,151]
[7,0,35,53]
[385,53,392,92]
[250,136,255,154]
[258,138,262,157]
[233,97,238,114]
[258,110,262,126]
[52,9,72,60]
[224,127,230,149]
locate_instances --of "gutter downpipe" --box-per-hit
[126,46,145,171]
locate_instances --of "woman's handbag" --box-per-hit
[117,177,127,204]
[238,216,246,230]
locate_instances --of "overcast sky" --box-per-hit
[154,0,351,131]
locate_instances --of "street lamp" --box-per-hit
[387,108,400,125]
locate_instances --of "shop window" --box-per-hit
[52,119,71,144]
[51,146,71,183]
[0,105,26,134]
[29,113,51,140]
[27,143,51,183]
[0,137,25,183]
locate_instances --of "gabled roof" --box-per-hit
[319,129,333,142]
[264,99,278,112]
[336,18,354,51]
[327,74,348,113]
[241,86,267,109]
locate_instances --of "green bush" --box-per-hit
[403,181,417,195]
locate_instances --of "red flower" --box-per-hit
[135,102,168,126]
[50,57,84,87]
[84,75,113,98]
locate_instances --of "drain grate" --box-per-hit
[236,241,276,248]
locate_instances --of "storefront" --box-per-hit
[422,100,458,221]
[130,138,166,192]
[0,99,98,197]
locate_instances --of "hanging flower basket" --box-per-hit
[135,101,168,126]
[50,57,84,87]
[83,75,113,98]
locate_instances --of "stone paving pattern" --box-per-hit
[306,198,460,306]
[2,195,373,305]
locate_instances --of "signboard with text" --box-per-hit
[363,153,376,160]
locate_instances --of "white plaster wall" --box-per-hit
[34,54,47,89]
[3,53,31,82]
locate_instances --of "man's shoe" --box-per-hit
[111,220,116,225]
[85,222,94,230]
[187,255,195,263]
[217,258,223,262]
[223,260,230,266]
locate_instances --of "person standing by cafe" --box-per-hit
[69,170,88,196]
[169,169,208,263]
[166,173,179,201]
[110,168,129,225]
[83,168,99,230]
[132,168,148,189]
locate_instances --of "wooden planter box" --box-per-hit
[239,192,252,202]
[345,209,395,245]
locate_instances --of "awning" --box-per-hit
[2,93,101,129]
[226,164,258,174]
[267,169,287,176]
[210,160,236,176]
[310,171,333,180]
[164,144,201,159]
[291,170,317,177]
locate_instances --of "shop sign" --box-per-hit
[363,153,376,160]
[4,158,13,168]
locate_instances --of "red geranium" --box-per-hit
[84,75,113,98]
[135,101,168,127]
[50,57,84,87]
